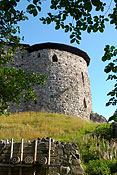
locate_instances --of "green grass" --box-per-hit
[0,112,116,175]
[0,112,98,142]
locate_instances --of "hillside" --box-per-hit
[0,112,116,175]
[0,112,98,142]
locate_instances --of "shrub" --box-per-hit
[77,134,117,163]
[93,123,113,141]
[106,159,117,174]
[85,159,111,175]
[78,141,100,163]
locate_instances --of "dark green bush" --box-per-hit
[93,123,113,141]
[79,142,100,163]
[85,159,117,175]
[106,159,117,174]
[85,159,111,175]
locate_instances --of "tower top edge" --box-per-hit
[27,42,90,66]
[1,42,90,66]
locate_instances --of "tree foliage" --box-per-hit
[102,45,117,106]
[0,0,46,115]
[40,0,116,44]
[108,109,117,122]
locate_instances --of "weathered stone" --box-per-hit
[24,156,33,164]
[64,144,72,154]
[8,42,92,120]
[56,148,64,156]
[10,156,20,164]
[71,165,84,175]
[0,138,83,174]
[90,112,107,123]
[38,156,47,165]
[60,166,71,174]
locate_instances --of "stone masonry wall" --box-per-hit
[0,138,84,175]
[8,43,92,120]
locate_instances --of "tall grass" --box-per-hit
[0,112,116,174]
[0,112,97,142]
[81,135,117,160]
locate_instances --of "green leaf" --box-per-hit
[33,0,38,5]
[27,4,35,10]
[63,14,67,20]
[27,4,36,14]
[91,0,101,6]
[87,27,91,33]
[33,9,37,16]
[96,5,101,11]
[102,56,107,61]
[82,24,87,31]
[87,17,93,24]
[70,38,76,43]
[99,27,104,32]
[48,13,52,17]
[37,6,41,12]
[65,25,69,32]
[46,17,51,24]
[111,46,115,50]
[76,39,80,44]
[85,2,92,12]
[105,45,110,50]
[104,66,111,73]
[70,34,75,39]
[107,91,115,96]
[108,115,117,122]
[104,18,109,22]
[55,24,60,30]
[93,26,98,32]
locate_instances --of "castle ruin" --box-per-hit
[9,42,92,120]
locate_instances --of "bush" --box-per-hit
[106,159,117,174]
[86,159,111,175]
[85,159,117,175]
[79,142,100,163]
[93,123,113,141]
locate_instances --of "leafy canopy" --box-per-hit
[0,0,46,115]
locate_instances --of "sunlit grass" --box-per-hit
[0,112,98,142]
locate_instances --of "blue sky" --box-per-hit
[17,0,117,119]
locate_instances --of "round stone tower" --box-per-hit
[10,42,92,120]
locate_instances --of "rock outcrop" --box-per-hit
[90,112,107,123]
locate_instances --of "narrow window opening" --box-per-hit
[34,100,37,104]
[81,72,84,84]
[52,54,58,62]
[83,98,87,108]
[38,53,40,58]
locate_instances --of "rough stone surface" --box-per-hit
[8,43,92,120]
[90,112,107,123]
[0,137,84,175]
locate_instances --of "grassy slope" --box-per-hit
[0,112,98,142]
